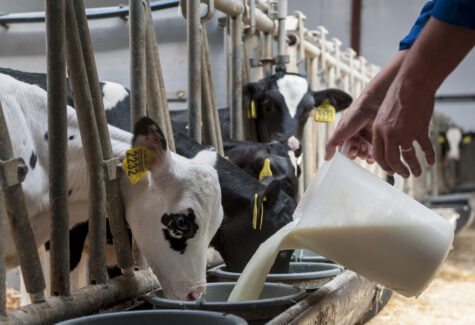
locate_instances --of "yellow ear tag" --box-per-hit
[259,158,273,182]
[259,202,264,230]
[315,99,336,123]
[122,146,158,184]
[463,135,472,144]
[251,100,257,119]
[438,135,446,144]
[252,193,258,230]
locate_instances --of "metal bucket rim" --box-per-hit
[144,282,306,310]
[56,309,248,324]
[214,262,342,281]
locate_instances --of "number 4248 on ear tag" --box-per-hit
[315,99,336,123]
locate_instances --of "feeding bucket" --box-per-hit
[212,262,342,291]
[288,151,454,297]
[56,310,247,325]
[143,282,306,324]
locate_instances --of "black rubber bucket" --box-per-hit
[292,249,333,263]
[56,310,247,325]
[143,282,306,325]
[212,262,342,291]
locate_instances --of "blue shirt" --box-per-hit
[399,0,475,50]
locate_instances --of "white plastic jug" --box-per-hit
[289,151,454,297]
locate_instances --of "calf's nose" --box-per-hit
[185,285,206,301]
[287,136,301,155]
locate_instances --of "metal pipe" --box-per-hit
[201,44,218,149]
[72,0,134,275]
[230,12,243,140]
[145,1,176,151]
[46,0,70,297]
[0,1,180,24]
[0,104,46,303]
[65,0,107,284]
[276,0,287,59]
[5,270,159,325]
[202,26,224,155]
[0,188,6,315]
[129,0,147,125]
[262,32,273,77]
[187,0,202,142]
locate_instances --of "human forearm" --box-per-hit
[396,17,475,93]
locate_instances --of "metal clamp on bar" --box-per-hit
[103,158,122,181]
[0,158,28,190]
[274,54,289,65]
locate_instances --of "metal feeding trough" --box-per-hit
[423,192,475,232]
[143,282,306,325]
[56,310,247,325]
[292,249,333,263]
[212,262,343,291]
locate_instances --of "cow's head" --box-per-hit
[212,168,296,273]
[123,117,223,301]
[224,139,299,200]
[243,69,352,154]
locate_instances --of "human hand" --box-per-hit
[372,78,435,178]
[325,95,378,163]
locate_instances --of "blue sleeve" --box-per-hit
[399,0,475,51]
[432,0,475,30]
[399,1,436,51]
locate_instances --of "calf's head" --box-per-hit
[243,70,352,153]
[123,117,223,300]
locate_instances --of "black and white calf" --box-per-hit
[230,68,352,153]
[1,67,297,273]
[0,73,223,301]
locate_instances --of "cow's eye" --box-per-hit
[175,216,190,231]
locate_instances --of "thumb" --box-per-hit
[325,111,369,160]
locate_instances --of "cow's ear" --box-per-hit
[243,82,258,111]
[132,117,168,152]
[312,89,352,113]
[260,175,284,203]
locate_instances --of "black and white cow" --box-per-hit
[232,67,352,152]
[223,139,299,200]
[0,72,223,301]
[1,67,296,273]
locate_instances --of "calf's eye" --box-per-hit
[175,216,190,231]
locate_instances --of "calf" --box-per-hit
[0,73,223,301]
[224,139,299,200]
[1,67,296,273]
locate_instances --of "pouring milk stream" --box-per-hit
[228,150,454,302]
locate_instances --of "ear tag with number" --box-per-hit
[463,135,472,144]
[122,146,158,184]
[315,99,336,123]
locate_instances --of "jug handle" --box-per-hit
[341,140,404,191]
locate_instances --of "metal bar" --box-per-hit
[130,0,147,125]
[276,0,287,63]
[0,189,6,315]
[146,14,168,139]
[268,271,377,325]
[0,103,46,303]
[201,48,218,148]
[202,26,224,155]
[230,12,243,140]
[46,0,70,297]
[262,31,273,77]
[5,270,159,325]
[351,0,362,55]
[435,94,475,102]
[145,0,176,152]
[72,0,134,275]
[0,1,180,24]
[187,0,202,142]
[65,0,107,284]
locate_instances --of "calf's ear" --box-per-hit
[259,175,284,204]
[132,117,167,152]
[312,89,352,113]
